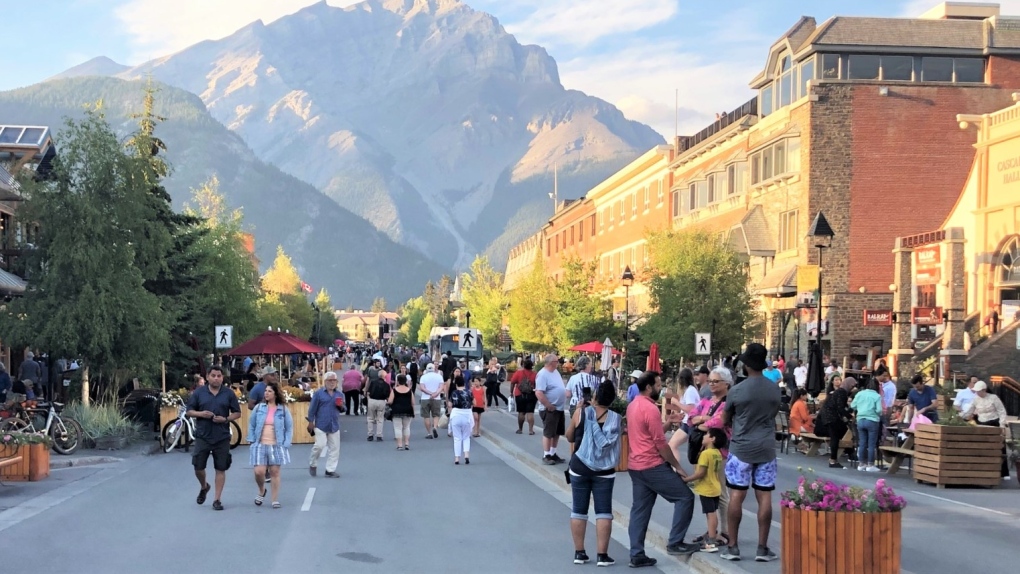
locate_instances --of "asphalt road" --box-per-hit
[0,412,678,574]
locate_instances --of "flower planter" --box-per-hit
[781,507,901,574]
[0,444,29,481]
[28,443,50,481]
[159,406,179,431]
[912,424,1004,488]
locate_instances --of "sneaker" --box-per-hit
[433,428,439,438]
[666,542,699,556]
[309,466,317,477]
[720,546,741,561]
[574,550,590,565]
[375,436,383,441]
[367,436,374,442]
[596,554,615,567]
[865,466,881,473]
[324,471,340,478]
[543,455,556,465]
[552,453,565,464]
[628,555,657,568]
[426,434,433,439]
[755,546,778,562]
[828,461,844,469]
[701,541,718,553]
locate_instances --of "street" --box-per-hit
[0,411,676,574]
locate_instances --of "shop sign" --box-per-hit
[912,306,943,326]
[915,245,942,286]
[862,310,893,326]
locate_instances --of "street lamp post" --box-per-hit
[806,211,835,394]
[466,311,471,329]
[621,266,634,366]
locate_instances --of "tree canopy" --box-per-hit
[459,255,507,348]
[507,259,559,351]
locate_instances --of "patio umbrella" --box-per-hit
[805,342,825,396]
[646,342,659,372]
[571,340,621,354]
[600,338,614,373]
[223,329,329,356]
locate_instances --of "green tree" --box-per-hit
[460,255,507,348]
[417,312,436,345]
[507,260,558,351]
[262,245,302,295]
[638,229,757,363]
[313,288,342,345]
[257,245,314,336]
[0,106,170,401]
[553,258,616,348]
[371,297,387,313]
[397,296,429,345]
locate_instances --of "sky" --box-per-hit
[5,0,1020,137]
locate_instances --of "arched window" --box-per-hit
[1001,236,1020,285]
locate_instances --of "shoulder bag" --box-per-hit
[687,400,723,465]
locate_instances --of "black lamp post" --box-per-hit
[621,266,634,358]
[466,311,471,329]
[806,211,835,395]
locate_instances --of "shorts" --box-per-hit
[420,398,442,418]
[700,495,720,514]
[724,453,778,491]
[516,393,537,414]
[193,437,232,472]
[540,409,565,438]
[249,443,291,467]
[472,407,485,414]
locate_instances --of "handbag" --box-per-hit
[687,401,722,465]
[384,404,393,421]
[438,413,449,429]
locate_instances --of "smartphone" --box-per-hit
[582,387,592,402]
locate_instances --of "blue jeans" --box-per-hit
[857,419,880,466]
[628,463,695,557]
[570,473,615,520]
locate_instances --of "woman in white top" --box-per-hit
[962,381,1010,479]
[667,368,701,449]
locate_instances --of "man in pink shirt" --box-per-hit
[626,372,699,568]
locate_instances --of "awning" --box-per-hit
[0,267,27,295]
[728,205,775,258]
[754,264,797,297]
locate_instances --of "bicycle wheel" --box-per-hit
[229,420,242,450]
[51,417,82,455]
[161,419,185,453]
[0,416,29,433]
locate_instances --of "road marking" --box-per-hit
[909,490,1011,516]
[0,465,130,532]
[301,487,316,511]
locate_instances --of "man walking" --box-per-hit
[307,371,342,478]
[566,356,597,417]
[185,366,241,511]
[419,363,444,439]
[364,359,390,441]
[536,353,567,465]
[721,343,781,562]
[627,371,698,567]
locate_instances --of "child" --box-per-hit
[471,374,486,438]
[683,427,728,552]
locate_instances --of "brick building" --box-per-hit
[668,2,1020,364]
[543,197,596,282]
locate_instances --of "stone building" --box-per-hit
[669,2,1020,364]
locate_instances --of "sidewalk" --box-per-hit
[49,436,160,469]
[480,407,778,574]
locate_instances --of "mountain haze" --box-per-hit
[83,0,664,269]
[0,77,443,307]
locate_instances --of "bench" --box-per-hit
[0,456,23,469]
[878,446,913,474]
[797,433,828,456]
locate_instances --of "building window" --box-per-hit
[821,54,840,79]
[570,226,574,246]
[672,190,680,218]
[750,155,761,185]
[590,215,596,237]
[608,206,614,227]
[617,200,624,224]
[750,137,800,184]
[688,184,697,212]
[774,140,786,174]
[547,239,551,256]
[761,146,774,180]
[778,209,798,252]
[760,84,774,117]
[848,54,880,80]
[778,55,795,108]
[629,247,635,268]
[727,162,748,196]
[659,178,666,204]
[799,58,815,97]
[921,57,953,81]
[707,173,717,204]
[644,186,650,210]
[631,193,636,216]
[882,55,913,81]
[787,138,801,172]
[955,58,984,82]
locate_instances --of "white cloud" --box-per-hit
[508,0,677,48]
[114,0,358,61]
[560,41,761,138]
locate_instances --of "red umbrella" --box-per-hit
[646,343,660,372]
[224,330,328,356]
[570,341,622,354]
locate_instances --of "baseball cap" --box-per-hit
[974,380,987,392]
[425,363,436,372]
[261,366,278,376]
[629,369,644,379]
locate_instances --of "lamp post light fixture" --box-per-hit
[621,266,635,357]
[466,311,472,329]
[807,211,835,359]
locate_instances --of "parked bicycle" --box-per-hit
[0,400,84,455]
[161,404,242,453]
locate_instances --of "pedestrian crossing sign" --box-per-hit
[458,328,479,352]
[216,325,233,349]
[695,333,711,355]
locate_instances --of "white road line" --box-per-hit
[909,490,1012,516]
[301,487,316,512]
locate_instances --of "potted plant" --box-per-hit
[912,413,1003,488]
[66,402,140,450]
[780,469,906,573]
[0,431,52,481]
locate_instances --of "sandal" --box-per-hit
[255,489,266,506]
[529,430,535,435]
[515,429,523,434]
[196,483,211,505]
[272,501,281,509]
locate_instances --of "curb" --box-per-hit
[481,424,751,574]
[49,441,160,469]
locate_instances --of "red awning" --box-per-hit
[223,330,328,356]
[569,341,622,355]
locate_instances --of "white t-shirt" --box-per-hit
[681,385,701,425]
[794,366,808,388]
[419,371,444,400]
[535,368,566,411]
[566,372,597,407]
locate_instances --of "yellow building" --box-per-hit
[335,311,398,343]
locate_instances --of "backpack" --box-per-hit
[517,371,535,394]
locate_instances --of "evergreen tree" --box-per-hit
[553,258,615,348]
[371,297,387,313]
[313,288,342,345]
[507,260,558,351]
[397,296,429,345]
[460,255,507,348]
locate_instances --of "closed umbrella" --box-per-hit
[646,342,660,373]
[806,343,825,396]
[601,338,614,374]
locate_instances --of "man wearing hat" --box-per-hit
[720,343,781,563]
[418,363,445,439]
[247,366,279,410]
[626,370,644,402]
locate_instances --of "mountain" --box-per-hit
[0,76,444,307]
[49,56,129,81]
[67,0,664,269]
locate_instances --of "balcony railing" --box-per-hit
[675,97,758,155]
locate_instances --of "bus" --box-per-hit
[428,326,485,372]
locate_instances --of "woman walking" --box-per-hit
[342,366,363,416]
[851,379,883,472]
[471,374,486,437]
[510,359,538,434]
[247,382,293,508]
[485,358,509,408]
[564,381,621,567]
[388,374,416,450]
[448,375,474,464]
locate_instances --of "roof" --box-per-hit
[0,267,27,295]
[806,16,983,49]
[728,205,775,257]
[754,264,797,296]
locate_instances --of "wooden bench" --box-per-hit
[797,433,828,456]
[879,446,913,474]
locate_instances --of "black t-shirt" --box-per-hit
[186,385,240,443]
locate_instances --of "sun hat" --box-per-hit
[974,380,987,392]
[738,343,768,372]
[629,369,644,379]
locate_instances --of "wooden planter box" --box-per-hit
[159,406,178,431]
[618,433,629,472]
[912,424,1004,488]
[0,444,29,481]
[28,443,50,481]
[781,507,901,574]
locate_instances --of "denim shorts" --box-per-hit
[570,473,615,520]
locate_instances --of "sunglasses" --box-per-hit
[708,379,725,384]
